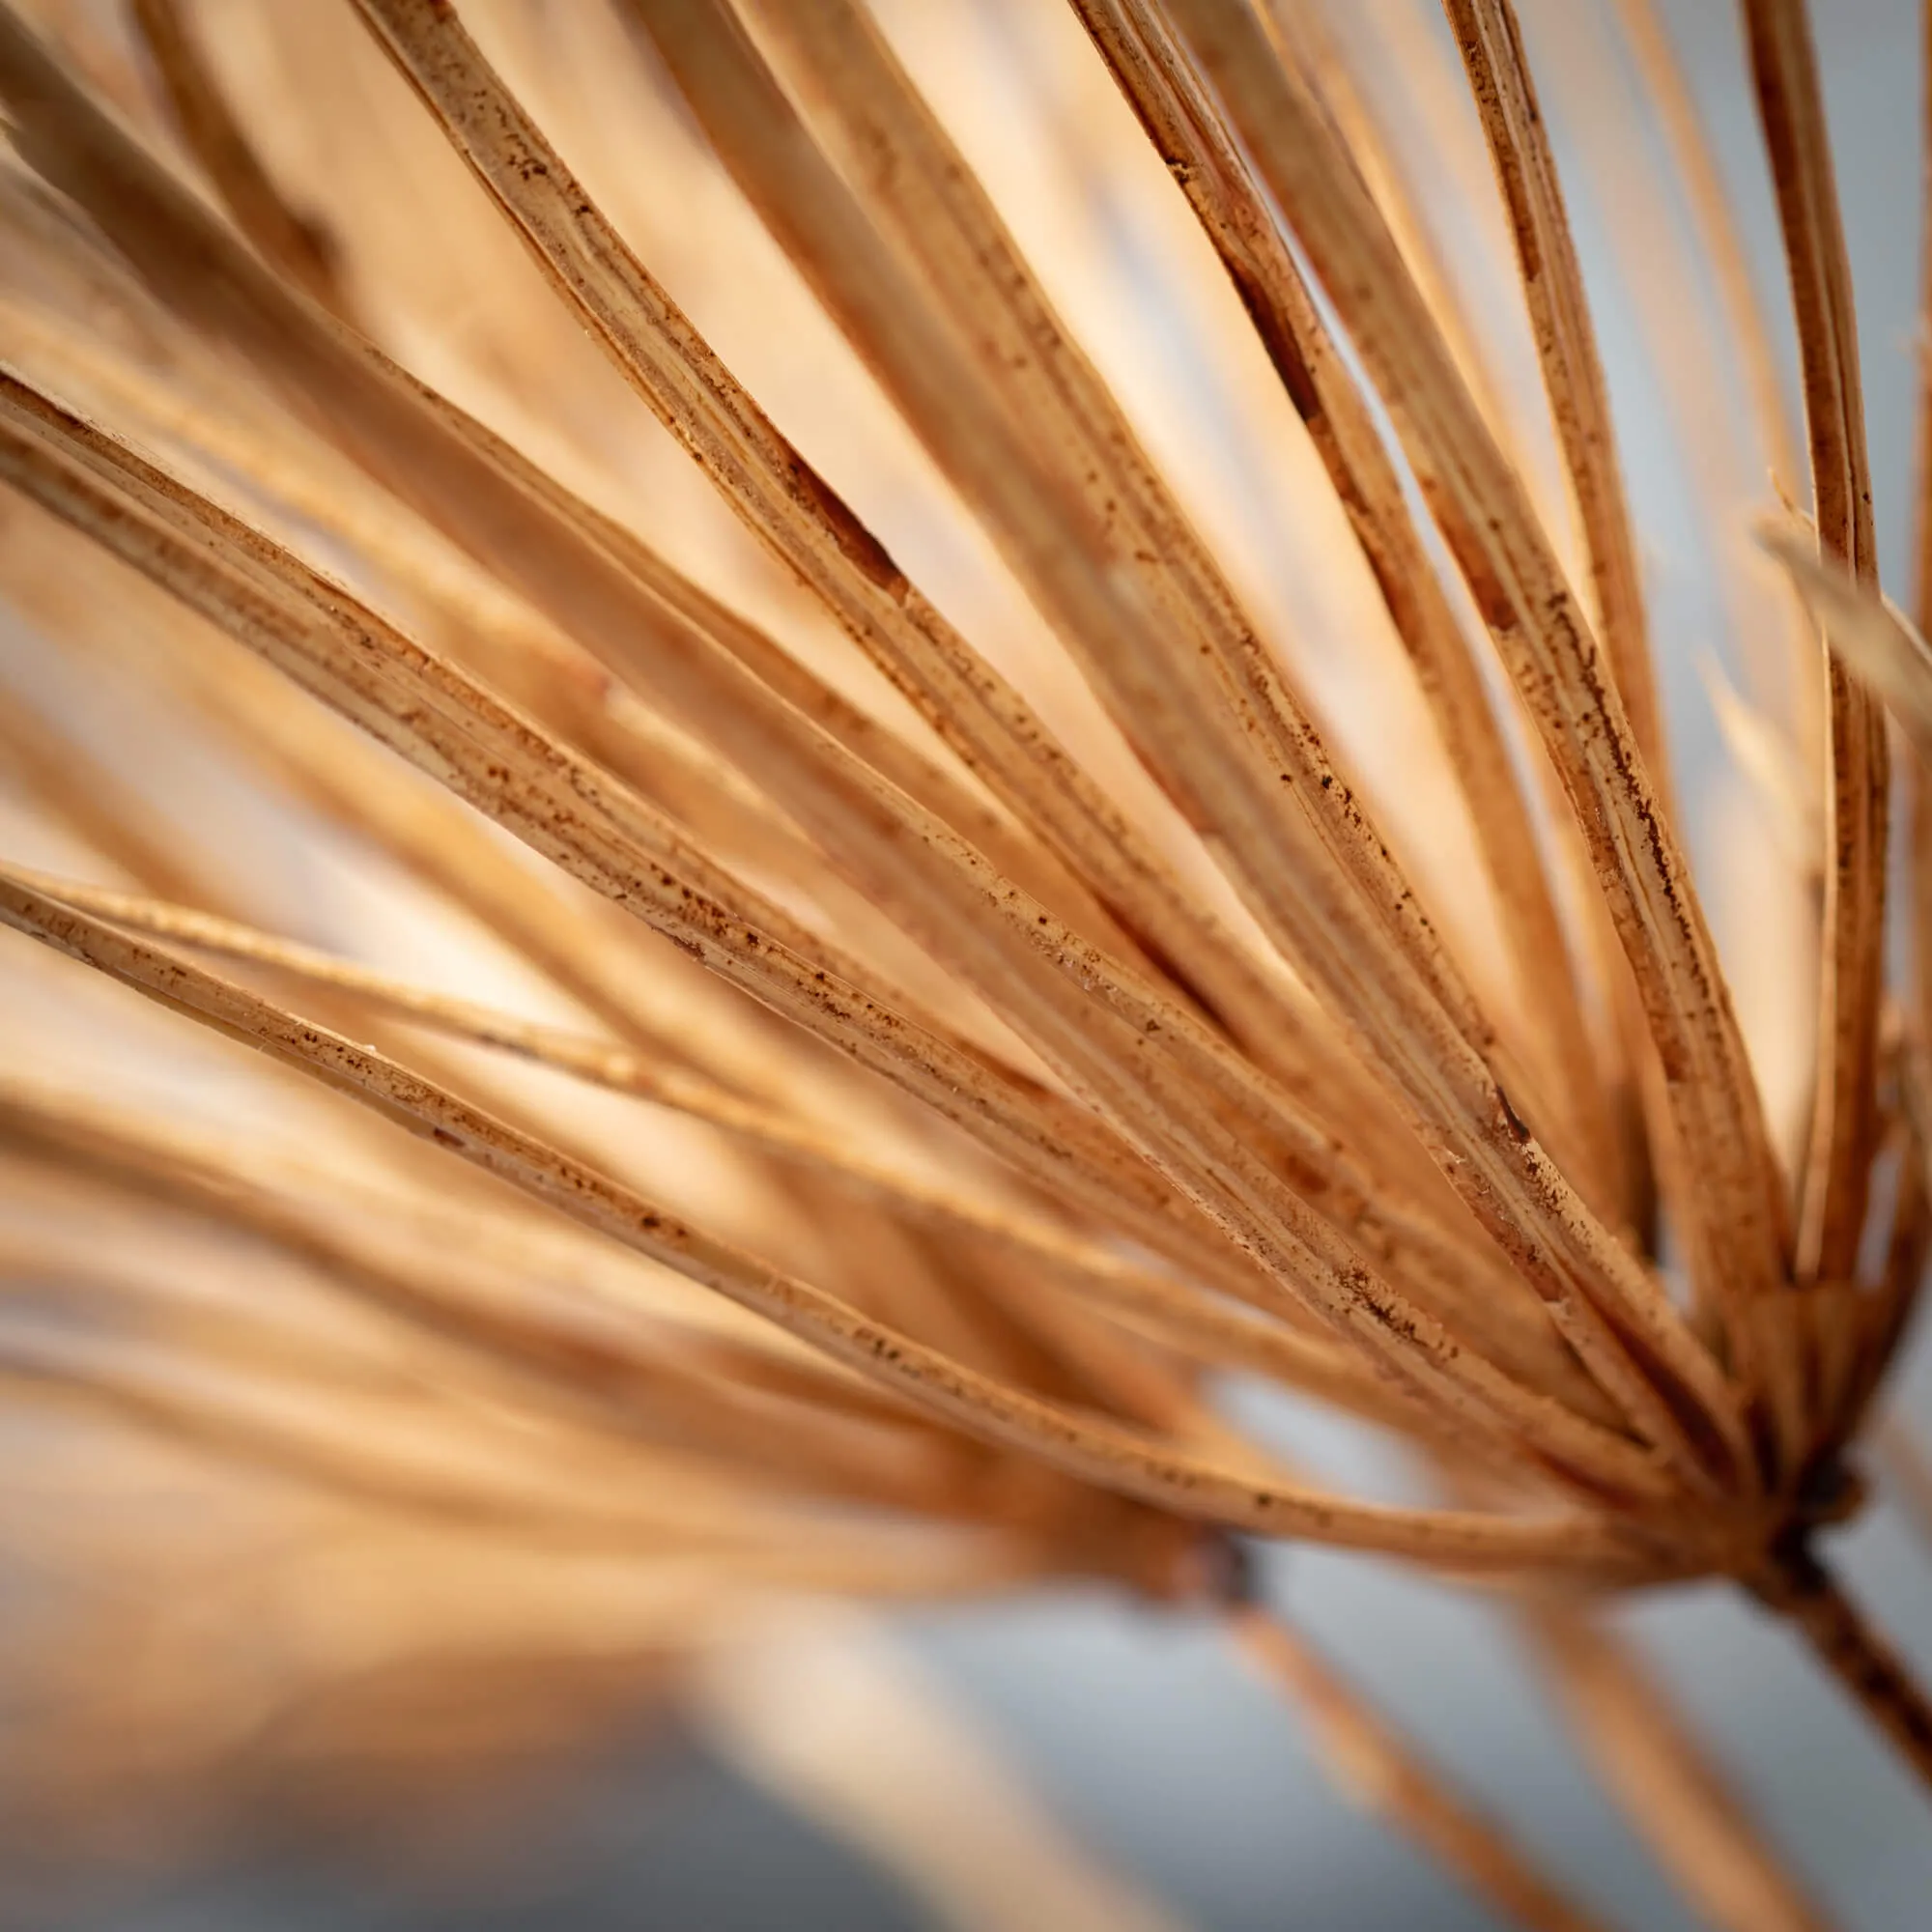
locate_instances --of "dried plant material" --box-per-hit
[2,867,1397,1418]
[1750,1549,1932,1785]
[1607,0,1803,504]
[127,0,353,317]
[694,1610,1190,1932]
[0,1,1928,1925]
[1701,651,1823,873]
[8,867,1642,1571]
[1760,525,1932,766]
[1069,0,1620,1220]
[1230,1605,1608,1932]
[1444,0,1667,816]
[1739,0,1889,1303]
[1156,0,1790,1423]
[1602,0,1823,785]
[626,4,1747,1482]
[1529,1607,1832,1932]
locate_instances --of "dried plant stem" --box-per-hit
[753,0,1576,1172]
[0,874,1652,1575]
[1606,0,1821,781]
[1162,0,1788,1421]
[381,0,1495,1195]
[0,1076,989,1518]
[1913,0,1932,1087]
[373,0,1406,1059]
[1444,0,1668,816]
[0,867,1402,1421]
[1741,0,1888,1298]
[1753,1547,1932,1794]
[1758,530,1932,766]
[1070,0,1621,1220]
[1228,1605,1613,1932]
[0,1317,848,1564]
[2,2,1929,1912]
[127,0,351,317]
[0,1344,1017,1603]
[0,288,1151,1025]
[0,370,1680,1503]
[2,8,1683,1472]
[1842,1115,1932,1438]
[627,0,1740,1492]
[344,0,1313,1085]
[1435,0,1697,1378]
[0,18,1501,1323]
[0,368,1251,1300]
[1608,0,1802,497]
[1264,0,1524,488]
[1528,1606,1833,1932]
[0,295,1037,1063]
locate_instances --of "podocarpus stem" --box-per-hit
[1752,1543,1932,1792]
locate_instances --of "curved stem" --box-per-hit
[1752,1546,1932,1792]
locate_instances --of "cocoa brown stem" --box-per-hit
[1753,1543,1932,1792]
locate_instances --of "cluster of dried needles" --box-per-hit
[0,0,1929,1925]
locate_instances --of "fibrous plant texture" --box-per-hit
[0,1,1930,1926]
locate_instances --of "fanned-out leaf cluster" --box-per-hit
[1,2,1930,1927]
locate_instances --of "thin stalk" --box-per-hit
[754,0,1563,1149]
[1437,0,1703,1366]
[370,0,1407,1070]
[1264,0,1544,506]
[1528,1605,1833,1932]
[1229,1605,1616,1932]
[128,0,352,317]
[1607,0,1823,780]
[0,370,1671,1503]
[0,870,1659,1577]
[624,0,1740,1489]
[340,0,1325,1082]
[1741,0,1889,1296]
[1443,0,1670,817]
[1,867,1408,1425]
[0,1074,987,1517]
[1069,0,1621,1221]
[1161,0,1788,1435]
[1608,0,1803,497]
[0,20,1529,1327]
[1752,1546,1932,1793]
[1913,0,1932,1105]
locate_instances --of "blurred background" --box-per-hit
[6,0,1932,1927]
